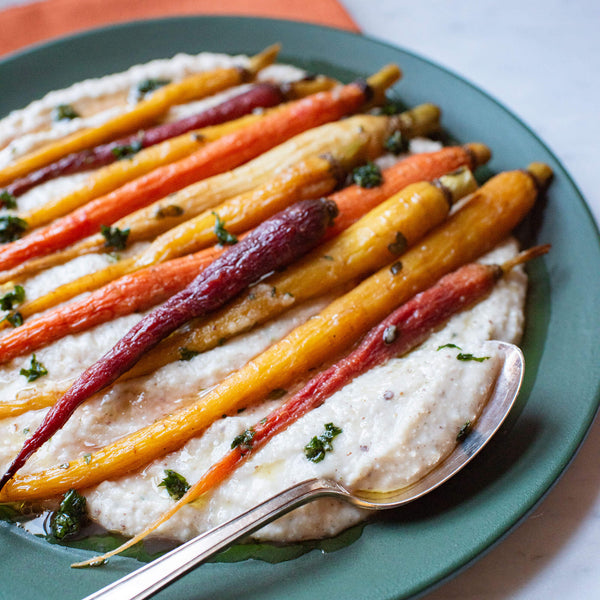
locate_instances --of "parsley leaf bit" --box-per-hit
[212,212,238,245]
[304,423,343,463]
[131,78,171,102]
[0,284,25,311]
[100,224,130,251]
[20,354,48,382]
[110,139,143,160]
[178,347,200,361]
[159,469,191,501]
[49,489,88,540]
[0,190,17,209]
[351,162,383,188]
[52,104,80,122]
[456,421,473,442]
[384,130,409,155]
[0,215,28,243]
[231,428,255,453]
[436,343,489,362]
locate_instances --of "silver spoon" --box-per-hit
[83,340,524,600]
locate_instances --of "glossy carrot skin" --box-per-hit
[182,263,502,494]
[0,198,338,490]
[0,247,223,363]
[4,84,285,197]
[0,81,370,272]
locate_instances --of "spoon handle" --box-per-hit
[83,477,341,600]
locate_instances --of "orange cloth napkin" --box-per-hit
[0,0,359,57]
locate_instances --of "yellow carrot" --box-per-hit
[0,163,551,502]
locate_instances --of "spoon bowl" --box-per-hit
[84,340,524,600]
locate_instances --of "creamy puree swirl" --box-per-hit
[0,52,526,544]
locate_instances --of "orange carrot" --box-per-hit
[0,67,399,272]
[0,246,223,364]
[326,143,489,238]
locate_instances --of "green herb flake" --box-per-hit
[456,421,473,442]
[322,255,335,261]
[304,423,343,463]
[110,139,143,160]
[376,101,402,116]
[178,347,200,361]
[231,428,255,453]
[387,231,407,255]
[437,343,462,351]
[212,212,238,245]
[0,284,25,311]
[0,190,17,209]
[158,469,190,501]
[155,204,184,219]
[52,104,80,122]
[0,215,28,243]
[351,162,383,188]
[266,388,287,400]
[5,311,23,328]
[384,130,409,155]
[19,354,48,382]
[83,454,92,464]
[49,489,88,540]
[457,353,490,363]
[132,78,171,102]
[100,224,130,251]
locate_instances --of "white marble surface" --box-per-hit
[340,2,600,599]
[0,1,598,598]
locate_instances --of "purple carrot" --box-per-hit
[4,83,285,197]
[0,197,338,490]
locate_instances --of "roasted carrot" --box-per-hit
[125,145,489,377]
[4,84,286,197]
[0,150,483,404]
[10,77,336,237]
[0,163,551,502]
[0,66,399,272]
[0,199,337,490]
[0,157,341,359]
[74,244,550,567]
[0,45,280,188]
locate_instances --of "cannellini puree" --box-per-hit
[0,52,526,543]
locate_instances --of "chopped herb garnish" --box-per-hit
[100,224,130,250]
[437,343,489,362]
[83,454,92,464]
[0,190,17,209]
[351,162,383,188]
[231,428,255,453]
[178,347,200,361]
[437,343,462,351]
[212,212,238,245]
[382,325,398,345]
[155,204,184,219]
[387,231,407,255]
[49,489,88,540]
[456,421,473,442]
[52,104,80,122]
[322,255,335,261]
[0,284,25,311]
[390,260,403,275]
[0,215,28,243]
[376,101,402,116]
[384,130,409,155]
[159,469,190,501]
[20,354,48,382]
[110,139,143,160]
[304,423,342,463]
[5,311,23,328]
[131,78,171,102]
[457,353,490,363]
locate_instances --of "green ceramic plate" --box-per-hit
[1,16,599,600]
